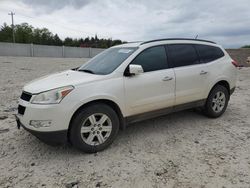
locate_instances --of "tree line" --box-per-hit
[242,45,250,48]
[0,22,124,48]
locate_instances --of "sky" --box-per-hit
[0,0,250,48]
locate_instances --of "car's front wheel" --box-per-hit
[69,103,119,153]
[203,85,229,118]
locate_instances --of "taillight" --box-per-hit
[231,60,239,67]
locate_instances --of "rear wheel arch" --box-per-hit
[67,99,125,142]
[208,80,230,97]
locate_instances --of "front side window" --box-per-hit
[78,47,137,75]
[131,46,168,72]
[168,44,199,68]
[195,44,224,63]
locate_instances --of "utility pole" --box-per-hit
[8,11,15,43]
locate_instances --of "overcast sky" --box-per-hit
[0,0,250,48]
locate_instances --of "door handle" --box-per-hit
[162,76,173,81]
[200,70,208,75]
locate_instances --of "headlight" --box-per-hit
[31,86,74,104]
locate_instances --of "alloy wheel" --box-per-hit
[80,113,112,146]
[211,91,226,113]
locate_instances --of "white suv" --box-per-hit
[16,38,238,153]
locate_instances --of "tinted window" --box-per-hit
[131,46,168,72]
[78,47,137,75]
[168,44,199,67]
[195,44,224,63]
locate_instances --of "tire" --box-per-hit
[203,85,229,118]
[69,103,120,153]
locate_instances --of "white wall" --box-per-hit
[0,42,104,58]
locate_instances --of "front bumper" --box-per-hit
[17,97,73,131]
[15,115,68,145]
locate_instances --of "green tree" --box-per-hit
[112,39,122,46]
[64,37,74,46]
[0,23,13,42]
[53,34,63,46]
[242,45,250,48]
[15,23,33,43]
[0,22,125,48]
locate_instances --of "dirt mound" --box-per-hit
[226,48,250,67]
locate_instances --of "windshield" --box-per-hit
[78,47,138,75]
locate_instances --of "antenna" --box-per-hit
[195,35,198,39]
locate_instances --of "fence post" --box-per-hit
[30,43,34,57]
[62,45,65,58]
[89,47,91,58]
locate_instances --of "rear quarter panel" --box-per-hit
[204,54,237,98]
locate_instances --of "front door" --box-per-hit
[124,46,175,116]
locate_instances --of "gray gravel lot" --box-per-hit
[0,56,250,188]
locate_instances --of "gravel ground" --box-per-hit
[0,56,250,188]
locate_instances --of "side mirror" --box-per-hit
[129,64,144,75]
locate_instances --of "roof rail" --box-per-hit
[123,41,143,44]
[140,38,216,45]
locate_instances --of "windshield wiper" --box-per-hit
[78,69,95,74]
[71,67,80,71]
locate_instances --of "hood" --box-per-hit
[23,70,103,94]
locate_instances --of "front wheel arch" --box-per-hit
[67,99,125,143]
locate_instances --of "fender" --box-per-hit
[206,76,231,98]
[70,95,125,117]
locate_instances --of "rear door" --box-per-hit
[167,44,208,105]
[194,44,227,96]
[124,46,175,115]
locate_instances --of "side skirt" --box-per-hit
[125,99,206,125]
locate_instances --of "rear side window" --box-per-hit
[131,46,168,72]
[167,44,199,68]
[195,44,224,63]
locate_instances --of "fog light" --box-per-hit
[29,120,52,128]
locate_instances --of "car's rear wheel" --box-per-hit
[70,104,119,153]
[203,85,229,118]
